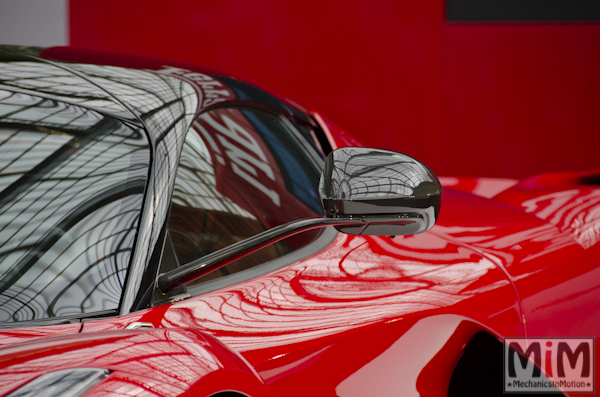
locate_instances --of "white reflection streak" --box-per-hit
[336,315,464,397]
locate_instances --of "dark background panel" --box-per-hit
[447,0,600,22]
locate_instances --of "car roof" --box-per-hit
[0,46,314,133]
[0,46,202,145]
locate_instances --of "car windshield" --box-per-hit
[0,90,150,324]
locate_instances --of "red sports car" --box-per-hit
[0,45,597,397]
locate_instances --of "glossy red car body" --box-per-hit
[0,46,598,397]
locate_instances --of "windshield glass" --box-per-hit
[0,90,149,324]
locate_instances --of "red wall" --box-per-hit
[70,0,600,179]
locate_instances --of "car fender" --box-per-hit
[0,328,272,397]
[251,314,500,397]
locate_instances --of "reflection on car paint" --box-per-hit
[520,188,600,249]
[0,330,218,394]
[140,225,521,396]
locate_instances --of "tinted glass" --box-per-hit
[167,108,323,284]
[0,91,149,323]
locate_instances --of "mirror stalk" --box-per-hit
[157,217,365,294]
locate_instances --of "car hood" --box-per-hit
[437,178,600,284]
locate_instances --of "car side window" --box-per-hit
[165,107,324,286]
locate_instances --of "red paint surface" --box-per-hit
[69,0,600,179]
[78,186,600,396]
[0,329,272,397]
[0,323,81,349]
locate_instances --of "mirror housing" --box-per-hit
[320,147,442,235]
